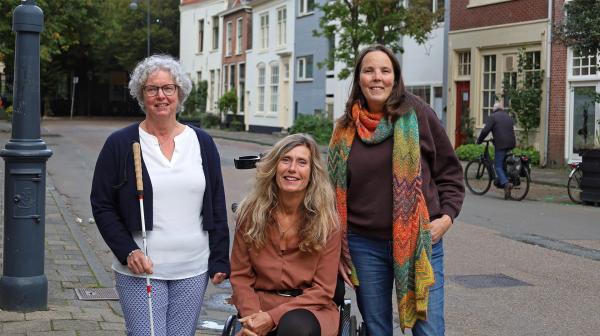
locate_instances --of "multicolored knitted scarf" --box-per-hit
[328,102,434,331]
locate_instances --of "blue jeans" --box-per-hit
[348,233,445,336]
[494,149,509,187]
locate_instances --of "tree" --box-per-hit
[0,0,180,114]
[502,49,544,147]
[554,0,600,58]
[315,0,442,79]
[554,0,600,104]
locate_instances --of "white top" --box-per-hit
[112,125,210,280]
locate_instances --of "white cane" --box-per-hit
[132,142,156,336]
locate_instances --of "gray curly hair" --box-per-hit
[128,54,192,114]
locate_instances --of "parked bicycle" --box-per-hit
[567,161,583,204]
[464,139,531,201]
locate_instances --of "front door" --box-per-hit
[455,81,471,147]
[569,83,600,162]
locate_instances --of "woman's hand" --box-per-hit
[429,214,452,243]
[126,249,153,274]
[211,272,227,284]
[238,311,275,336]
[339,260,354,289]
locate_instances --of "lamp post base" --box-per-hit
[0,274,48,311]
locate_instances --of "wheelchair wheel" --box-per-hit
[221,315,242,336]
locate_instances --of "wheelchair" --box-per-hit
[222,155,363,336]
[221,277,361,336]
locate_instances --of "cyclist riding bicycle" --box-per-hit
[476,101,516,199]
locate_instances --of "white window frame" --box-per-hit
[238,63,245,113]
[299,0,314,16]
[212,17,219,50]
[260,13,269,50]
[481,54,497,124]
[226,21,232,56]
[236,18,243,55]
[270,63,279,113]
[198,19,204,53]
[258,64,266,113]
[458,51,471,77]
[277,6,287,47]
[297,56,313,81]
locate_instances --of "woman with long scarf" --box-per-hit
[328,45,464,336]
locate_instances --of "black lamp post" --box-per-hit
[130,0,150,57]
[0,0,52,312]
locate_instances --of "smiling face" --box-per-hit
[276,145,312,197]
[359,50,395,112]
[143,70,179,119]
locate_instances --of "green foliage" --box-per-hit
[554,0,600,62]
[290,114,333,145]
[513,147,540,166]
[199,113,220,129]
[314,0,442,79]
[502,48,544,147]
[5,105,13,121]
[218,90,237,116]
[229,119,244,131]
[0,0,180,107]
[182,80,208,117]
[459,110,476,144]
[455,144,540,166]
[455,144,487,162]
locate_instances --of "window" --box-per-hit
[226,21,232,56]
[299,0,315,16]
[236,18,243,54]
[260,13,269,49]
[258,65,266,112]
[270,64,279,112]
[502,54,517,109]
[223,65,229,92]
[284,62,290,80]
[524,51,542,84]
[209,70,215,110]
[407,86,431,104]
[458,51,471,76]
[229,64,236,93]
[572,49,598,76]
[482,55,497,123]
[238,63,245,113]
[196,71,202,82]
[212,17,219,50]
[297,56,313,80]
[198,19,204,53]
[277,7,287,47]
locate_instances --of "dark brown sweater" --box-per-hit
[347,94,465,240]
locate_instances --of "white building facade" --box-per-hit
[180,0,227,114]
[245,0,295,132]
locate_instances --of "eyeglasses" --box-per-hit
[143,84,178,97]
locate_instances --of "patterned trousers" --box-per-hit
[115,272,209,336]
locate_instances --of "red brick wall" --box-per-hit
[548,0,566,167]
[222,10,250,65]
[450,0,548,31]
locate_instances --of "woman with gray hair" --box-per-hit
[91,54,229,335]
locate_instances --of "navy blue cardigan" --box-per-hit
[90,123,230,278]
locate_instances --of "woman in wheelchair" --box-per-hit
[230,134,341,336]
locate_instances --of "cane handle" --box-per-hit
[132,142,144,193]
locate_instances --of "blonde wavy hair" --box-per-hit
[236,133,339,252]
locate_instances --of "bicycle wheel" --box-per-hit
[464,160,492,195]
[509,169,530,201]
[567,167,583,204]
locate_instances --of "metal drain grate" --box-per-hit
[75,287,120,301]
[450,273,532,289]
